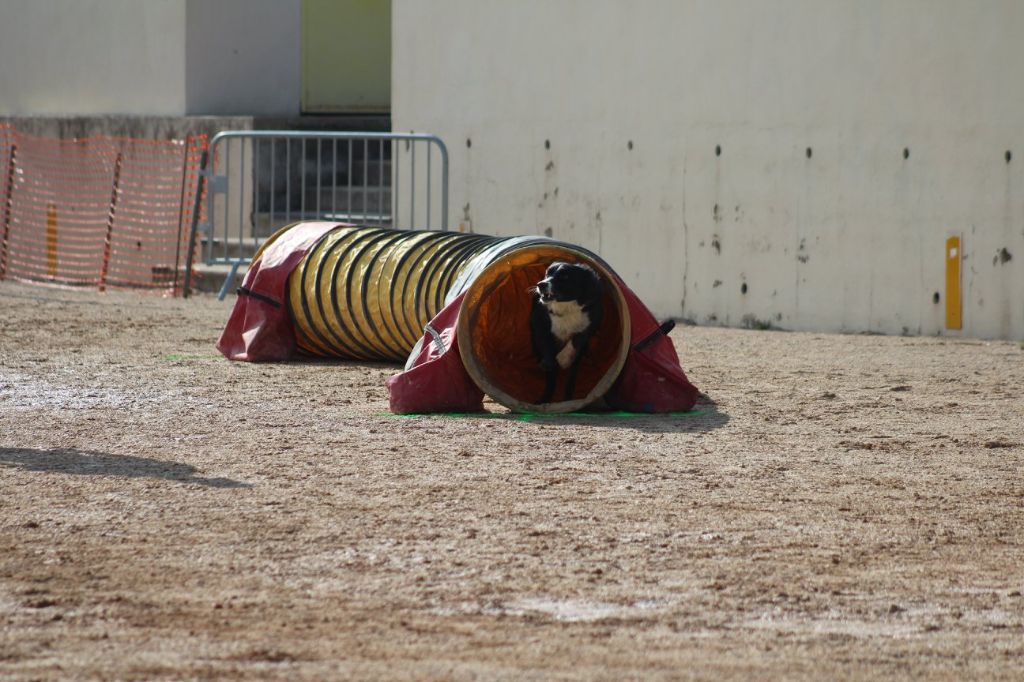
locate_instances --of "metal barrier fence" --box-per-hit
[186,131,449,298]
[0,124,206,294]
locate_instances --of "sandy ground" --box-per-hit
[0,279,1022,680]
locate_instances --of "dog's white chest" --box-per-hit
[546,301,590,343]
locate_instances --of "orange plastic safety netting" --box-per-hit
[0,124,206,295]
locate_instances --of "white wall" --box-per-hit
[393,0,1024,339]
[0,0,186,115]
[0,0,301,117]
[186,0,300,116]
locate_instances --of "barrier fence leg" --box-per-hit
[218,261,241,301]
[0,144,17,280]
[99,152,123,292]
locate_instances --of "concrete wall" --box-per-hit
[0,0,186,115]
[392,0,1024,339]
[186,0,301,116]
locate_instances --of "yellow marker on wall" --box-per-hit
[47,203,58,278]
[945,235,962,330]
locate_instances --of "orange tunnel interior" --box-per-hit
[457,247,630,412]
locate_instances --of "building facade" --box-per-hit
[0,0,389,118]
[2,0,1021,338]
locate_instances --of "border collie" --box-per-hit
[530,261,604,403]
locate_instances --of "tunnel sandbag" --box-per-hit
[216,221,349,362]
[453,244,631,414]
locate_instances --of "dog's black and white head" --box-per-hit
[533,261,602,310]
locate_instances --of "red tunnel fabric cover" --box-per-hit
[603,278,700,413]
[386,278,699,414]
[217,222,347,362]
[386,292,485,414]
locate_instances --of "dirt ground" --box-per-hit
[1,279,1022,681]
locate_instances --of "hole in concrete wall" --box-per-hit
[933,292,941,304]
[627,140,633,150]
[466,138,472,148]
[1006,150,1013,163]
[741,282,748,295]
[545,139,550,150]
[806,147,813,159]
[715,145,722,157]
[903,147,910,160]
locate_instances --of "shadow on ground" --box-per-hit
[0,448,250,488]
[388,399,730,434]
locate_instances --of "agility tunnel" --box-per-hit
[218,221,698,414]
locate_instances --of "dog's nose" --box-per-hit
[537,280,551,295]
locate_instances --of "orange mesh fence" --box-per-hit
[0,124,206,295]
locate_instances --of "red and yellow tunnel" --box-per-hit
[255,224,631,413]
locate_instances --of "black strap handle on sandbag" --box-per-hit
[633,319,676,352]
[237,286,282,309]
